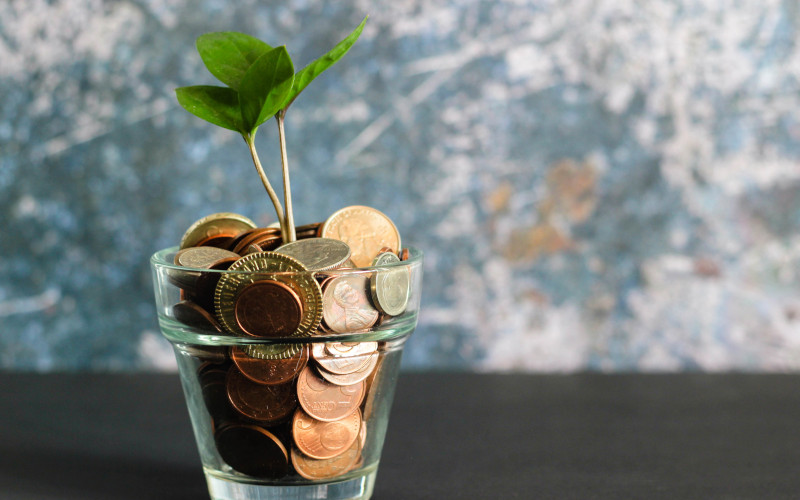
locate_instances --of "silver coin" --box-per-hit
[276,238,352,271]
[369,252,410,316]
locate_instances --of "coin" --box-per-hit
[319,206,401,267]
[215,424,289,478]
[321,275,379,333]
[231,227,280,255]
[317,352,378,386]
[175,246,241,270]
[292,407,362,459]
[312,342,377,375]
[198,363,236,423]
[326,342,378,358]
[234,280,303,338]
[226,367,297,423]
[215,252,323,346]
[296,365,364,422]
[275,238,352,271]
[400,248,410,261]
[231,344,309,386]
[172,300,223,332]
[290,438,360,480]
[369,251,410,316]
[180,212,257,250]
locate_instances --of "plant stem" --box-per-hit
[245,133,288,242]
[276,110,296,242]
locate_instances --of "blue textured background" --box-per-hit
[2,0,800,371]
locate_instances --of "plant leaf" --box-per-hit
[196,32,272,90]
[175,85,243,132]
[238,46,295,133]
[282,16,367,109]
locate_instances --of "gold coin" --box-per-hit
[180,212,257,249]
[319,206,401,268]
[214,252,322,359]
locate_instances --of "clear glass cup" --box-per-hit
[150,247,422,500]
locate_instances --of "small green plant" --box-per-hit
[176,17,368,243]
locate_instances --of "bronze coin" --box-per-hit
[400,248,410,261]
[319,206,401,267]
[296,365,364,422]
[292,407,362,460]
[317,353,378,386]
[231,344,309,386]
[198,364,236,423]
[231,227,280,255]
[321,275,379,333]
[234,280,303,338]
[226,367,297,423]
[215,423,288,478]
[290,438,360,480]
[173,300,222,332]
[195,235,236,249]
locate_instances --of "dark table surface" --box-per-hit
[0,372,798,499]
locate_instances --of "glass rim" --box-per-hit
[150,245,423,274]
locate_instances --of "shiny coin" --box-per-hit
[175,246,241,270]
[172,300,222,332]
[215,252,323,348]
[275,238,351,271]
[369,251,410,316]
[326,342,378,358]
[312,342,377,375]
[226,367,297,423]
[296,365,364,422]
[292,407,362,460]
[317,352,378,386]
[400,248,410,261]
[231,344,309,386]
[290,438,360,480]
[215,424,288,478]
[319,206,401,268]
[180,212,257,250]
[234,280,303,338]
[321,275,379,333]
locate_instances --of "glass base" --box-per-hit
[205,470,377,500]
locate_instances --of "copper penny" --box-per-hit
[180,212,257,250]
[296,365,364,422]
[231,344,309,386]
[312,342,377,375]
[317,352,378,386]
[292,407,362,460]
[400,248,410,261]
[173,300,223,332]
[226,367,297,423]
[290,438,360,480]
[215,424,288,478]
[234,280,303,338]
[231,227,280,255]
[319,206,401,267]
[321,275,379,333]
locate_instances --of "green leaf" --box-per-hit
[175,85,243,132]
[196,32,272,90]
[282,16,367,109]
[238,46,295,133]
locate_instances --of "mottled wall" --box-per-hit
[3,0,800,371]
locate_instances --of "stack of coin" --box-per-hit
[169,206,413,480]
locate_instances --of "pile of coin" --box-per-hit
[169,205,412,480]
